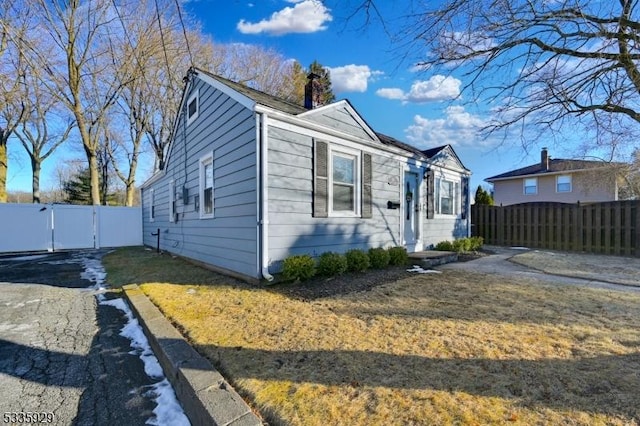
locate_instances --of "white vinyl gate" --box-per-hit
[0,203,142,253]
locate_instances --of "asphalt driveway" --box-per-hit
[0,251,173,425]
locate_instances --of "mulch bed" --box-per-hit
[267,249,493,301]
[267,266,412,301]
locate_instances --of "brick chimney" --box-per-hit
[304,72,322,109]
[541,147,549,171]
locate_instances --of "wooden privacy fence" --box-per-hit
[472,201,640,256]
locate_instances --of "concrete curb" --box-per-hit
[122,284,262,426]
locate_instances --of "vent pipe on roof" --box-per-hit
[541,147,549,171]
[304,72,322,109]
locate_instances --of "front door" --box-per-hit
[403,172,419,251]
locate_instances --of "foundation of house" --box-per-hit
[408,250,458,268]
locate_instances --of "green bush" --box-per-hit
[282,254,316,281]
[452,238,471,253]
[387,246,409,266]
[435,237,484,253]
[368,247,390,269]
[316,252,348,276]
[469,236,484,251]
[345,249,370,272]
[434,240,454,251]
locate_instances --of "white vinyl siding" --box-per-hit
[524,177,538,195]
[557,175,572,192]
[199,152,214,219]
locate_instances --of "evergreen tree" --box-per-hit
[308,60,335,106]
[474,185,494,206]
[63,167,117,205]
[289,60,336,106]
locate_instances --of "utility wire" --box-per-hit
[173,0,194,68]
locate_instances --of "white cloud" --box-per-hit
[376,88,405,100]
[376,75,462,103]
[327,64,382,93]
[404,106,490,148]
[406,75,461,102]
[237,0,332,36]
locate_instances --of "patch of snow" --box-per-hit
[99,298,164,378]
[510,247,530,250]
[145,379,191,426]
[79,253,190,425]
[407,265,443,274]
[80,256,107,291]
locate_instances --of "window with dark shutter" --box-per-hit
[313,140,329,217]
[461,176,469,220]
[426,170,435,219]
[361,153,372,218]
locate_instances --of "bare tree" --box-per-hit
[344,0,640,161]
[0,3,29,202]
[15,69,74,203]
[28,0,134,205]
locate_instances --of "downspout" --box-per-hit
[257,112,274,281]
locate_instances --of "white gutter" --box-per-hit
[258,112,273,281]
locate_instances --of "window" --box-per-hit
[169,181,175,222]
[186,90,199,125]
[199,153,213,218]
[330,149,360,216]
[557,175,572,192]
[148,189,155,222]
[436,178,455,215]
[524,178,538,195]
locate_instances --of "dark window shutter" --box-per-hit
[461,176,469,220]
[361,153,372,218]
[313,140,329,217]
[426,170,435,219]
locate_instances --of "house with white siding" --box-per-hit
[140,67,471,282]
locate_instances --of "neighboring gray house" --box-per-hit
[486,148,621,206]
[141,67,471,282]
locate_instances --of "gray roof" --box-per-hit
[194,68,462,164]
[195,68,307,115]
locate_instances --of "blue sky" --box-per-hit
[6,0,563,196]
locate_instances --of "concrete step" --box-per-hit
[408,250,458,268]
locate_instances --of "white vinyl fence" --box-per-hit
[0,203,142,253]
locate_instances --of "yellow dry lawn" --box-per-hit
[104,248,640,425]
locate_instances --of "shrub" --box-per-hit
[469,236,484,251]
[317,252,348,276]
[345,249,370,272]
[452,238,471,253]
[434,240,454,251]
[435,237,484,253]
[368,247,390,269]
[282,254,315,281]
[387,246,409,266]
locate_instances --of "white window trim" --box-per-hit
[199,152,214,219]
[186,89,199,126]
[149,189,155,222]
[169,180,175,222]
[556,174,572,193]
[435,176,460,216]
[524,177,538,195]
[328,145,361,217]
